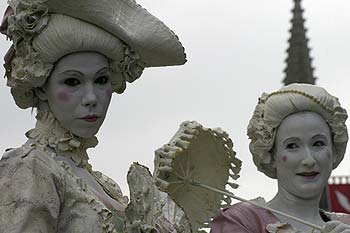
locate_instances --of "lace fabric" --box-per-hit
[25,111,128,203]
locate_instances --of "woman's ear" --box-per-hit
[34,87,51,111]
[34,87,47,101]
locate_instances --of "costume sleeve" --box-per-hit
[210,205,253,233]
[210,202,275,233]
[0,147,63,233]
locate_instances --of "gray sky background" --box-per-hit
[0,0,349,202]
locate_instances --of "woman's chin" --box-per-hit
[293,186,325,200]
[71,128,99,138]
[63,120,103,138]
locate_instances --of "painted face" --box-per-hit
[273,111,334,199]
[43,52,113,138]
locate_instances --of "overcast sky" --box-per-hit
[0,0,349,204]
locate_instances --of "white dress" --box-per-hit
[0,111,190,233]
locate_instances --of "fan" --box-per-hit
[153,121,322,232]
[153,121,241,231]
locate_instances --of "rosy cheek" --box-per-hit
[57,91,71,103]
[282,155,288,162]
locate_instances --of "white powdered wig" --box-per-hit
[248,83,348,178]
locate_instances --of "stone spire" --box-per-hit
[283,0,316,85]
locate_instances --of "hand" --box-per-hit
[322,220,350,233]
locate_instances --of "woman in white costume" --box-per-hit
[0,0,190,232]
[211,84,350,233]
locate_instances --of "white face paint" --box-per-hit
[42,52,113,138]
[273,111,334,199]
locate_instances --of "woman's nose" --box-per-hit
[301,147,316,167]
[81,84,97,107]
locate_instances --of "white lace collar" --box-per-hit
[26,111,98,169]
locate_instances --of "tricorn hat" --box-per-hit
[1,0,186,108]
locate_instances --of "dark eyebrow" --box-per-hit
[96,67,110,75]
[312,134,327,139]
[58,70,84,77]
[283,137,299,144]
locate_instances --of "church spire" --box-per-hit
[283,0,316,85]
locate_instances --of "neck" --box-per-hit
[26,111,98,169]
[268,185,323,220]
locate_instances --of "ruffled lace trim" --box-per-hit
[25,111,98,168]
[26,111,127,204]
[26,112,128,232]
[60,161,124,233]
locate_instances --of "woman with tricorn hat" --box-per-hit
[0,0,190,232]
[211,84,350,233]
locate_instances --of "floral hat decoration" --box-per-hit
[0,0,186,109]
[247,83,348,178]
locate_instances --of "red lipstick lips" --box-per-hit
[297,171,320,179]
[80,115,99,122]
